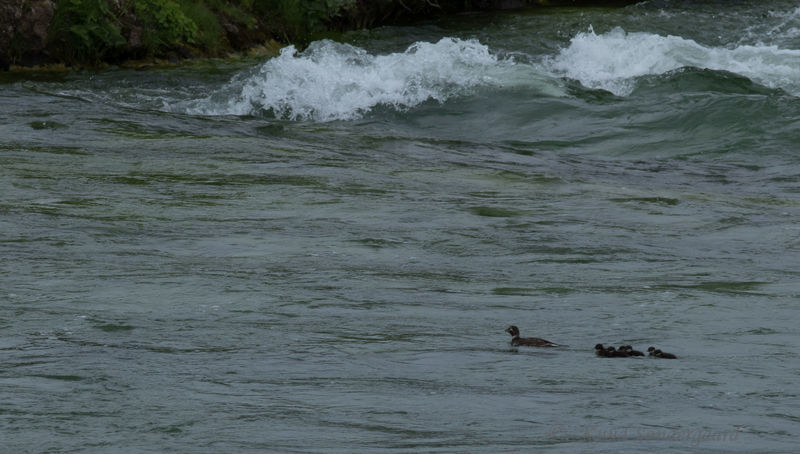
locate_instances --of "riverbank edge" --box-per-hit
[1,0,639,71]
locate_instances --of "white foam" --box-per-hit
[751,6,800,44]
[546,26,800,96]
[184,38,563,121]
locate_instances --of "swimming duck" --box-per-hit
[648,346,677,359]
[505,325,558,347]
[619,345,644,356]
[594,344,630,357]
[595,343,608,356]
[606,346,630,357]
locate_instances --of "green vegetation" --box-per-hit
[134,0,199,49]
[43,0,452,65]
[48,0,126,63]
[179,1,224,54]
[1,0,639,67]
[46,0,360,64]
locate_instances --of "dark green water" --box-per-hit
[3,1,800,452]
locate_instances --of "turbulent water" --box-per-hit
[3,1,800,452]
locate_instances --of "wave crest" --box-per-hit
[186,38,511,121]
[546,26,800,96]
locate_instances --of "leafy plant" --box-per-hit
[133,0,198,52]
[248,0,352,43]
[177,1,224,54]
[41,0,468,66]
[49,0,126,63]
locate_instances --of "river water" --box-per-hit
[2,1,800,452]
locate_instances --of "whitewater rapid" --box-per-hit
[182,24,800,121]
[184,38,562,121]
[547,26,800,96]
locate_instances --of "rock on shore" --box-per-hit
[1,0,56,69]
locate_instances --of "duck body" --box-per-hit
[648,346,677,359]
[594,344,626,357]
[620,345,644,356]
[606,346,630,357]
[595,344,645,358]
[595,343,608,357]
[506,325,558,347]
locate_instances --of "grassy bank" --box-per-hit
[2,0,638,69]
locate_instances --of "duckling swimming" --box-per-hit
[619,345,644,356]
[595,343,609,357]
[648,346,677,359]
[607,346,630,357]
[505,325,559,347]
[595,344,630,357]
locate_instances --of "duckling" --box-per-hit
[505,325,558,347]
[595,344,629,357]
[619,345,644,356]
[606,346,630,357]
[648,346,677,359]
